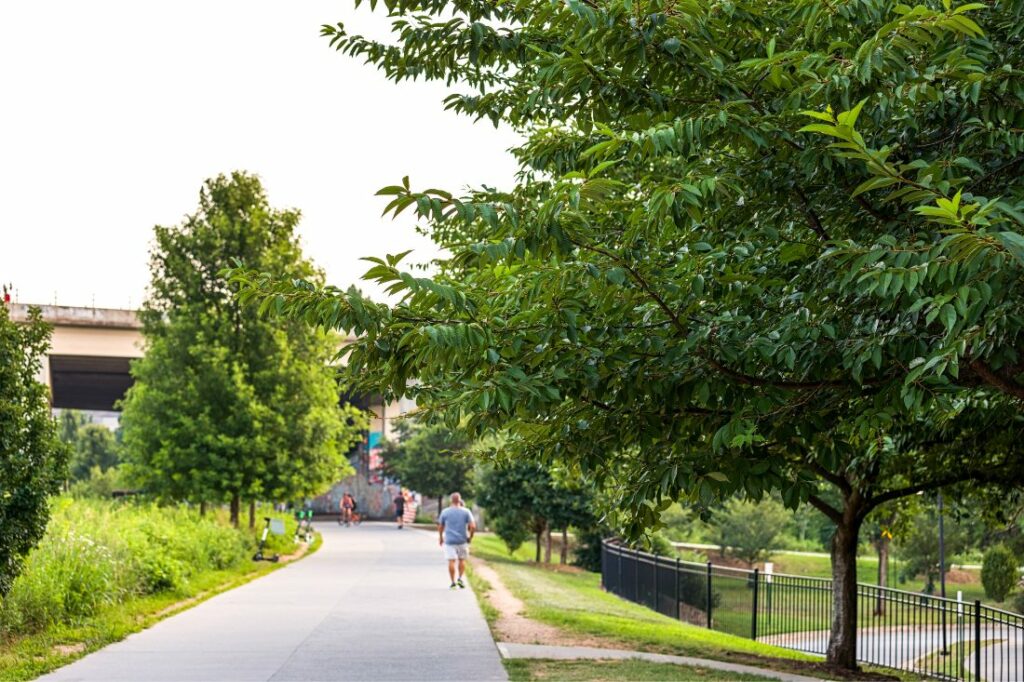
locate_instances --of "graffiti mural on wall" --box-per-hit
[312,470,401,519]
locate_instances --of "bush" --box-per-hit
[982,545,1019,602]
[0,498,258,637]
[492,513,531,555]
[709,498,790,566]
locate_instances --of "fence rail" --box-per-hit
[601,540,1024,681]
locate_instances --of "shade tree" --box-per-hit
[122,172,365,526]
[232,0,1024,667]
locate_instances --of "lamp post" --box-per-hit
[939,489,949,655]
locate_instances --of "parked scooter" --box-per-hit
[293,508,314,544]
[253,516,285,562]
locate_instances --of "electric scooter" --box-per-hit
[293,509,314,544]
[253,516,283,562]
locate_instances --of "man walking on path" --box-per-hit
[438,492,475,589]
[394,490,407,529]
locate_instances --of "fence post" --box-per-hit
[706,561,713,629]
[601,541,606,589]
[974,600,981,681]
[751,568,760,640]
[653,553,659,613]
[675,557,680,621]
[617,546,622,595]
[633,548,639,602]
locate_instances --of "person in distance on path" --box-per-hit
[394,490,406,529]
[438,492,476,589]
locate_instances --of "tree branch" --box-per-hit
[808,494,843,524]
[969,359,1024,401]
[805,460,852,495]
[793,187,831,241]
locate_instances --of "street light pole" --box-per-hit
[939,490,949,655]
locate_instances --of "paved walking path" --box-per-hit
[42,523,506,682]
[496,642,821,681]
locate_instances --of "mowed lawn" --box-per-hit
[472,535,816,663]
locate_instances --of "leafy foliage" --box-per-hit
[121,173,366,522]
[231,0,1024,666]
[68,424,120,482]
[0,305,67,596]
[981,544,1019,602]
[381,421,475,508]
[478,461,597,560]
[709,498,790,566]
[896,506,971,593]
[0,498,264,636]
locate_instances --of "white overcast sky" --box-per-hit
[0,1,520,309]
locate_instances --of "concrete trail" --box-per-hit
[41,522,507,682]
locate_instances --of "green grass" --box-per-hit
[474,535,927,680]
[503,658,778,681]
[473,536,816,664]
[0,560,287,681]
[0,498,319,681]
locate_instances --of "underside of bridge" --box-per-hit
[49,355,134,412]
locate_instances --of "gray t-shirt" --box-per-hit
[438,506,475,545]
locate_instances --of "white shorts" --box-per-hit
[443,543,469,560]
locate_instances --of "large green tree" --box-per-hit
[233,0,1024,667]
[122,172,365,525]
[382,421,474,513]
[0,305,67,595]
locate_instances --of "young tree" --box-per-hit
[897,506,972,594]
[710,498,790,567]
[382,423,474,514]
[233,0,1024,668]
[981,545,1019,602]
[70,424,119,481]
[0,305,67,595]
[122,172,364,525]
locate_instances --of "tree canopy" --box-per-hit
[123,172,366,525]
[231,0,1024,667]
[381,421,475,510]
[0,305,67,595]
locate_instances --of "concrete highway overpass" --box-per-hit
[8,303,404,438]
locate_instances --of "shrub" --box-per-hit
[709,498,790,566]
[491,512,531,555]
[982,545,1019,602]
[0,498,260,637]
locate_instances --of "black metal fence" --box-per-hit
[601,540,1024,681]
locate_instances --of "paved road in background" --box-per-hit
[42,522,506,682]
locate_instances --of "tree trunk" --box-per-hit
[560,528,568,564]
[438,495,443,517]
[827,513,863,669]
[544,526,552,564]
[874,535,889,616]
[199,501,207,517]
[230,493,240,528]
[535,529,543,563]
[248,500,256,530]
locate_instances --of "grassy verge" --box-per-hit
[474,535,813,663]
[0,498,318,681]
[473,535,922,681]
[504,658,777,681]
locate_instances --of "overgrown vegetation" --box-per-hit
[0,304,67,597]
[0,498,300,641]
